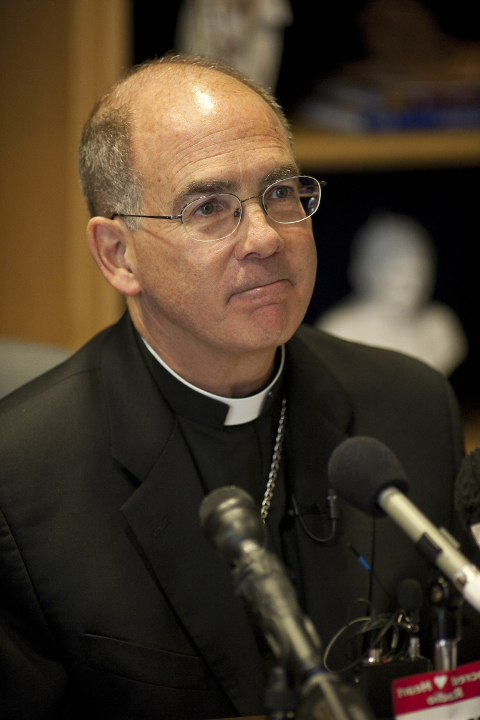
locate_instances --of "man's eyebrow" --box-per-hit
[261,164,300,186]
[173,180,238,212]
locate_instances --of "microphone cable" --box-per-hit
[290,488,340,543]
[323,601,415,674]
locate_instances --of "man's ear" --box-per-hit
[87,217,141,296]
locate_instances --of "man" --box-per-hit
[0,54,466,719]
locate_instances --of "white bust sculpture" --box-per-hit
[316,211,468,376]
[175,0,293,91]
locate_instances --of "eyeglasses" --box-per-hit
[110,175,326,243]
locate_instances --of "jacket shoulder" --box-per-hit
[290,324,464,470]
[292,323,451,389]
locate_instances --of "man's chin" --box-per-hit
[226,310,300,354]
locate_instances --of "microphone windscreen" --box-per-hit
[328,436,409,517]
[397,578,423,614]
[199,485,266,562]
[454,447,480,529]
[199,485,253,528]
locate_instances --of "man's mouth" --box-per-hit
[229,278,290,303]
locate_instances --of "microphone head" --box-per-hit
[397,578,423,615]
[397,578,423,628]
[328,436,409,517]
[199,485,266,563]
[455,447,480,528]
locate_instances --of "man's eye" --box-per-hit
[188,196,228,220]
[197,201,216,216]
[269,184,294,201]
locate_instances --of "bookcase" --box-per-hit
[292,123,480,173]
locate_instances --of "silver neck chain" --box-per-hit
[260,396,287,523]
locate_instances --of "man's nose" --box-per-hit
[234,198,283,260]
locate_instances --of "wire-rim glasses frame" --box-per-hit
[110,175,326,243]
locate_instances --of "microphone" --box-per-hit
[328,436,480,614]
[455,446,480,549]
[200,485,376,720]
[199,485,323,679]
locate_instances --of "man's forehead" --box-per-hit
[129,64,266,125]
[129,67,290,165]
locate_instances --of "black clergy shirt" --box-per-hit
[136,333,299,574]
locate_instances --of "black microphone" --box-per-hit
[455,446,480,550]
[328,436,480,613]
[200,485,323,679]
[200,485,376,720]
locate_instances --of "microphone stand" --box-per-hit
[232,541,376,720]
[429,576,463,670]
[264,665,297,720]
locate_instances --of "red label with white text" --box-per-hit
[392,660,480,719]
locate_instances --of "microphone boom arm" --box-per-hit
[379,486,480,612]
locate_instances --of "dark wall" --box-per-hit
[132,1,480,404]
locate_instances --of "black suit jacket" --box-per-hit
[0,314,464,719]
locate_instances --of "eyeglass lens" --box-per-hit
[182,176,321,242]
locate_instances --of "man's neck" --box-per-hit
[143,339,285,425]
[130,310,279,398]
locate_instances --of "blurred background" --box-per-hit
[1,0,479,444]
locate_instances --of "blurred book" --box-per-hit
[314,76,480,111]
[299,84,480,133]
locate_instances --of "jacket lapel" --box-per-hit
[284,330,376,660]
[120,425,267,716]
[101,315,266,715]
[284,327,353,513]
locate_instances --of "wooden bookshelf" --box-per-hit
[291,122,480,173]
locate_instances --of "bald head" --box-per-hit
[78,54,292,223]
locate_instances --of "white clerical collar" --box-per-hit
[142,339,285,426]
